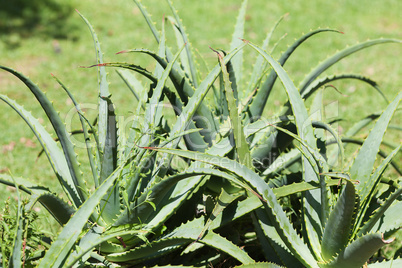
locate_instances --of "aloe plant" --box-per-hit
[1,0,401,267]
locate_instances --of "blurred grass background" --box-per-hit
[0,0,401,234]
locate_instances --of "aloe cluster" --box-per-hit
[1,0,401,267]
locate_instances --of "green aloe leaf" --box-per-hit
[166,0,199,87]
[235,262,285,268]
[245,13,287,100]
[367,258,402,268]
[299,39,402,95]
[356,145,401,235]
[108,220,254,264]
[143,147,319,268]
[9,181,23,268]
[78,11,120,225]
[301,74,389,103]
[51,74,99,189]
[252,209,303,267]
[0,92,82,207]
[320,233,394,268]
[350,92,402,237]
[250,29,342,119]
[321,181,357,261]
[215,49,252,168]
[229,0,247,92]
[38,161,128,268]
[359,181,402,236]
[25,192,75,226]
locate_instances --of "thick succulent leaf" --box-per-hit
[229,0,247,92]
[249,29,341,119]
[117,48,218,147]
[321,181,357,261]
[0,93,82,207]
[331,138,402,175]
[356,145,401,235]
[77,11,110,152]
[38,162,127,268]
[196,189,243,242]
[0,177,75,226]
[215,49,252,168]
[64,226,147,267]
[114,168,234,226]
[78,11,120,224]
[301,74,389,103]
[247,43,323,254]
[367,258,402,268]
[143,147,319,268]
[245,14,286,99]
[253,209,304,268]
[359,183,402,235]
[107,225,254,264]
[154,15,166,80]
[9,184,23,268]
[350,92,402,225]
[299,39,402,95]
[166,0,199,87]
[235,262,285,268]
[52,74,99,189]
[26,192,75,226]
[319,233,394,268]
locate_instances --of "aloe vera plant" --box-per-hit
[1,0,401,267]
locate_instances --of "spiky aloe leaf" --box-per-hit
[113,168,226,226]
[51,74,99,189]
[9,181,23,268]
[235,262,285,268]
[252,209,304,267]
[196,189,243,243]
[26,192,75,226]
[116,49,218,147]
[359,181,402,235]
[299,39,402,95]
[356,145,401,235]
[301,74,389,103]
[64,225,147,267]
[0,92,82,207]
[166,0,199,87]
[78,11,120,225]
[321,181,358,261]
[367,258,402,268]
[108,218,254,264]
[319,233,394,268]
[350,92,402,236]
[142,147,319,268]
[0,176,74,225]
[249,29,342,119]
[229,0,247,93]
[77,10,110,155]
[245,13,287,99]
[37,160,128,268]
[246,43,323,257]
[214,48,252,168]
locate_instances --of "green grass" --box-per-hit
[1,0,401,234]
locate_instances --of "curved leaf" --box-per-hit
[321,181,357,261]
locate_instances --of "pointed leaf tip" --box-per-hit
[116,50,128,54]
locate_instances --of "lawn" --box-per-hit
[1,0,401,238]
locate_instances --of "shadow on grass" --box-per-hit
[0,0,79,47]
